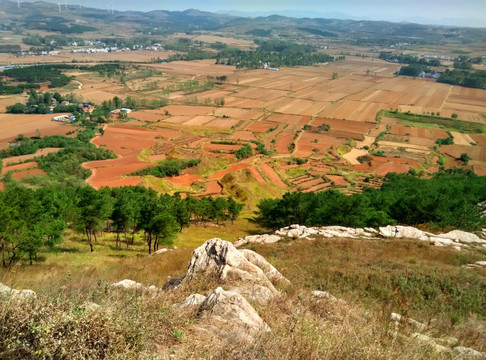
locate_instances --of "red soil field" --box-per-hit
[375,162,410,176]
[166,174,205,187]
[230,131,257,141]
[441,145,486,162]
[295,133,345,157]
[296,178,325,189]
[470,135,486,147]
[390,126,448,139]
[83,156,154,189]
[249,165,265,183]
[82,123,178,188]
[473,165,486,176]
[12,168,47,181]
[129,110,169,122]
[204,143,242,152]
[325,175,350,186]
[260,163,286,188]
[209,164,250,180]
[303,183,330,193]
[310,118,375,133]
[162,105,216,116]
[265,114,311,126]
[0,182,4,191]
[205,118,239,128]
[246,122,277,133]
[200,181,223,196]
[275,132,295,153]
[326,129,364,140]
[2,161,38,175]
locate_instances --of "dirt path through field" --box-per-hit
[439,85,453,110]
[342,148,369,165]
[72,80,83,90]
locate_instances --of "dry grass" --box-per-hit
[1,233,485,359]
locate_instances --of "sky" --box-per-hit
[40,0,486,27]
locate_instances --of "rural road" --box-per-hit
[72,80,83,90]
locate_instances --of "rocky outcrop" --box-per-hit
[389,313,486,358]
[177,293,207,308]
[166,239,287,344]
[233,234,281,247]
[197,287,270,341]
[236,224,485,250]
[239,249,290,285]
[0,282,36,301]
[169,238,288,304]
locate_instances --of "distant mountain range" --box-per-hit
[0,0,484,42]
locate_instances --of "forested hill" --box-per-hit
[0,0,485,42]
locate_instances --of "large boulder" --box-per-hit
[198,287,270,341]
[177,293,207,308]
[436,230,485,244]
[0,282,36,301]
[234,234,281,248]
[181,238,289,303]
[239,249,290,285]
[379,225,430,241]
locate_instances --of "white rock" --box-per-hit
[110,279,145,291]
[234,234,281,248]
[172,238,285,304]
[412,333,451,354]
[287,229,301,238]
[239,249,289,285]
[152,248,168,255]
[0,282,36,300]
[379,226,430,241]
[312,290,337,301]
[178,294,207,308]
[199,287,270,333]
[184,239,276,290]
[453,346,486,358]
[82,301,101,312]
[437,230,485,244]
[475,261,486,267]
[430,237,455,246]
[390,313,427,332]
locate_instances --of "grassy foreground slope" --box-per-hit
[1,235,485,359]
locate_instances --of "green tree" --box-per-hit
[227,197,243,224]
[74,187,113,252]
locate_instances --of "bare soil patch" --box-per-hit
[325,175,350,186]
[166,174,205,187]
[260,163,286,188]
[11,168,47,180]
[375,162,410,176]
[2,161,38,174]
[209,164,250,179]
[0,114,77,145]
[2,148,60,166]
[275,132,295,153]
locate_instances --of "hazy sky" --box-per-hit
[51,0,486,26]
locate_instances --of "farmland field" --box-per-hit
[1,53,485,198]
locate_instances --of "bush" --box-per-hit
[235,144,252,159]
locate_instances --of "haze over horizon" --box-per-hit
[16,0,486,27]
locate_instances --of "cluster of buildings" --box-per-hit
[70,43,164,54]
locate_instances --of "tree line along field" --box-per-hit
[1,55,486,202]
